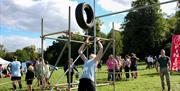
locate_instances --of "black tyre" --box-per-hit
[75,3,94,30]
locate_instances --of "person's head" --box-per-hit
[161,49,166,56]
[45,61,48,64]
[108,54,113,59]
[89,54,96,60]
[68,58,73,64]
[28,65,34,71]
[0,64,2,66]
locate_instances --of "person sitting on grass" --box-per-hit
[25,64,35,91]
[78,37,103,91]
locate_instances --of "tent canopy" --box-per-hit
[0,57,10,67]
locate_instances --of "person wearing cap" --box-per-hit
[78,37,103,91]
[158,49,171,91]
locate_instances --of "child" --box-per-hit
[25,64,35,91]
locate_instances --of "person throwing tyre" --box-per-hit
[78,37,103,91]
[158,49,171,91]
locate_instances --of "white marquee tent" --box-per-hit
[0,57,10,67]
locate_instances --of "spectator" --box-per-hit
[116,56,123,80]
[0,64,3,78]
[130,53,139,79]
[25,64,35,91]
[45,61,51,87]
[124,55,131,81]
[7,56,22,90]
[97,60,102,71]
[158,49,171,91]
[64,58,78,87]
[35,58,46,89]
[106,55,118,81]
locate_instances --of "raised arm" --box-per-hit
[78,37,90,62]
[94,39,103,64]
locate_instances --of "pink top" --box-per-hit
[106,58,118,70]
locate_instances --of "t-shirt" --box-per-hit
[81,59,96,82]
[25,70,34,80]
[158,56,169,69]
[9,61,21,77]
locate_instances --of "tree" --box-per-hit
[174,1,180,34]
[122,0,165,58]
[0,44,6,58]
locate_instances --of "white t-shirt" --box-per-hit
[9,61,21,77]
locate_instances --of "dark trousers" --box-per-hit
[78,78,95,91]
[108,69,114,81]
[66,74,73,85]
[125,66,130,79]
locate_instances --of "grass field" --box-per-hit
[0,63,180,91]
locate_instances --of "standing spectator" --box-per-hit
[124,55,131,81]
[35,58,45,89]
[64,58,78,87]
[97,60,102,71]
[44,61,51,87]
[116,56,123,80]
[106,55,118,81]
[25,64,35,91]
[130,53,139,79]
[158,49,171,91]
[0,64,3,78]
[7,57,22,90]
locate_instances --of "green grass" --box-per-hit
[0,63,180,91]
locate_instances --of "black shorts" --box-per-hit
[78,78,95,91]
[26,80,33,85]
[11,77,21,81]
[130,65,138,71]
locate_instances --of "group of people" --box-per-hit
[0,36,171,91]
[146,55,158,69]
[106,53,139,81]
[5,57,51,91]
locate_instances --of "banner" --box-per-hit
[171,35,180,72]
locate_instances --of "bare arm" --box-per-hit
[94,40,103,64]
[78,38,89,62]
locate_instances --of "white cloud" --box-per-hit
[97,0,132,12]
[160,0,178,15]
[0,0,82,34]
[97,0,178,16]
[0,35,48,52]
[100,22,122,34]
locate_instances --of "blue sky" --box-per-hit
[0,0,178,52]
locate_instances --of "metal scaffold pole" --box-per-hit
[68,6,71,90]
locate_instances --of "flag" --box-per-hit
[170,35,180,72]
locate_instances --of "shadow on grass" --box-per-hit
[141,72,159,77]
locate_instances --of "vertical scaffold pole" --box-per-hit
[41,18,44,60]
[93,0,96,54]
[112,22,116,91]
[68,6,71,90]
[93,0,97,91]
